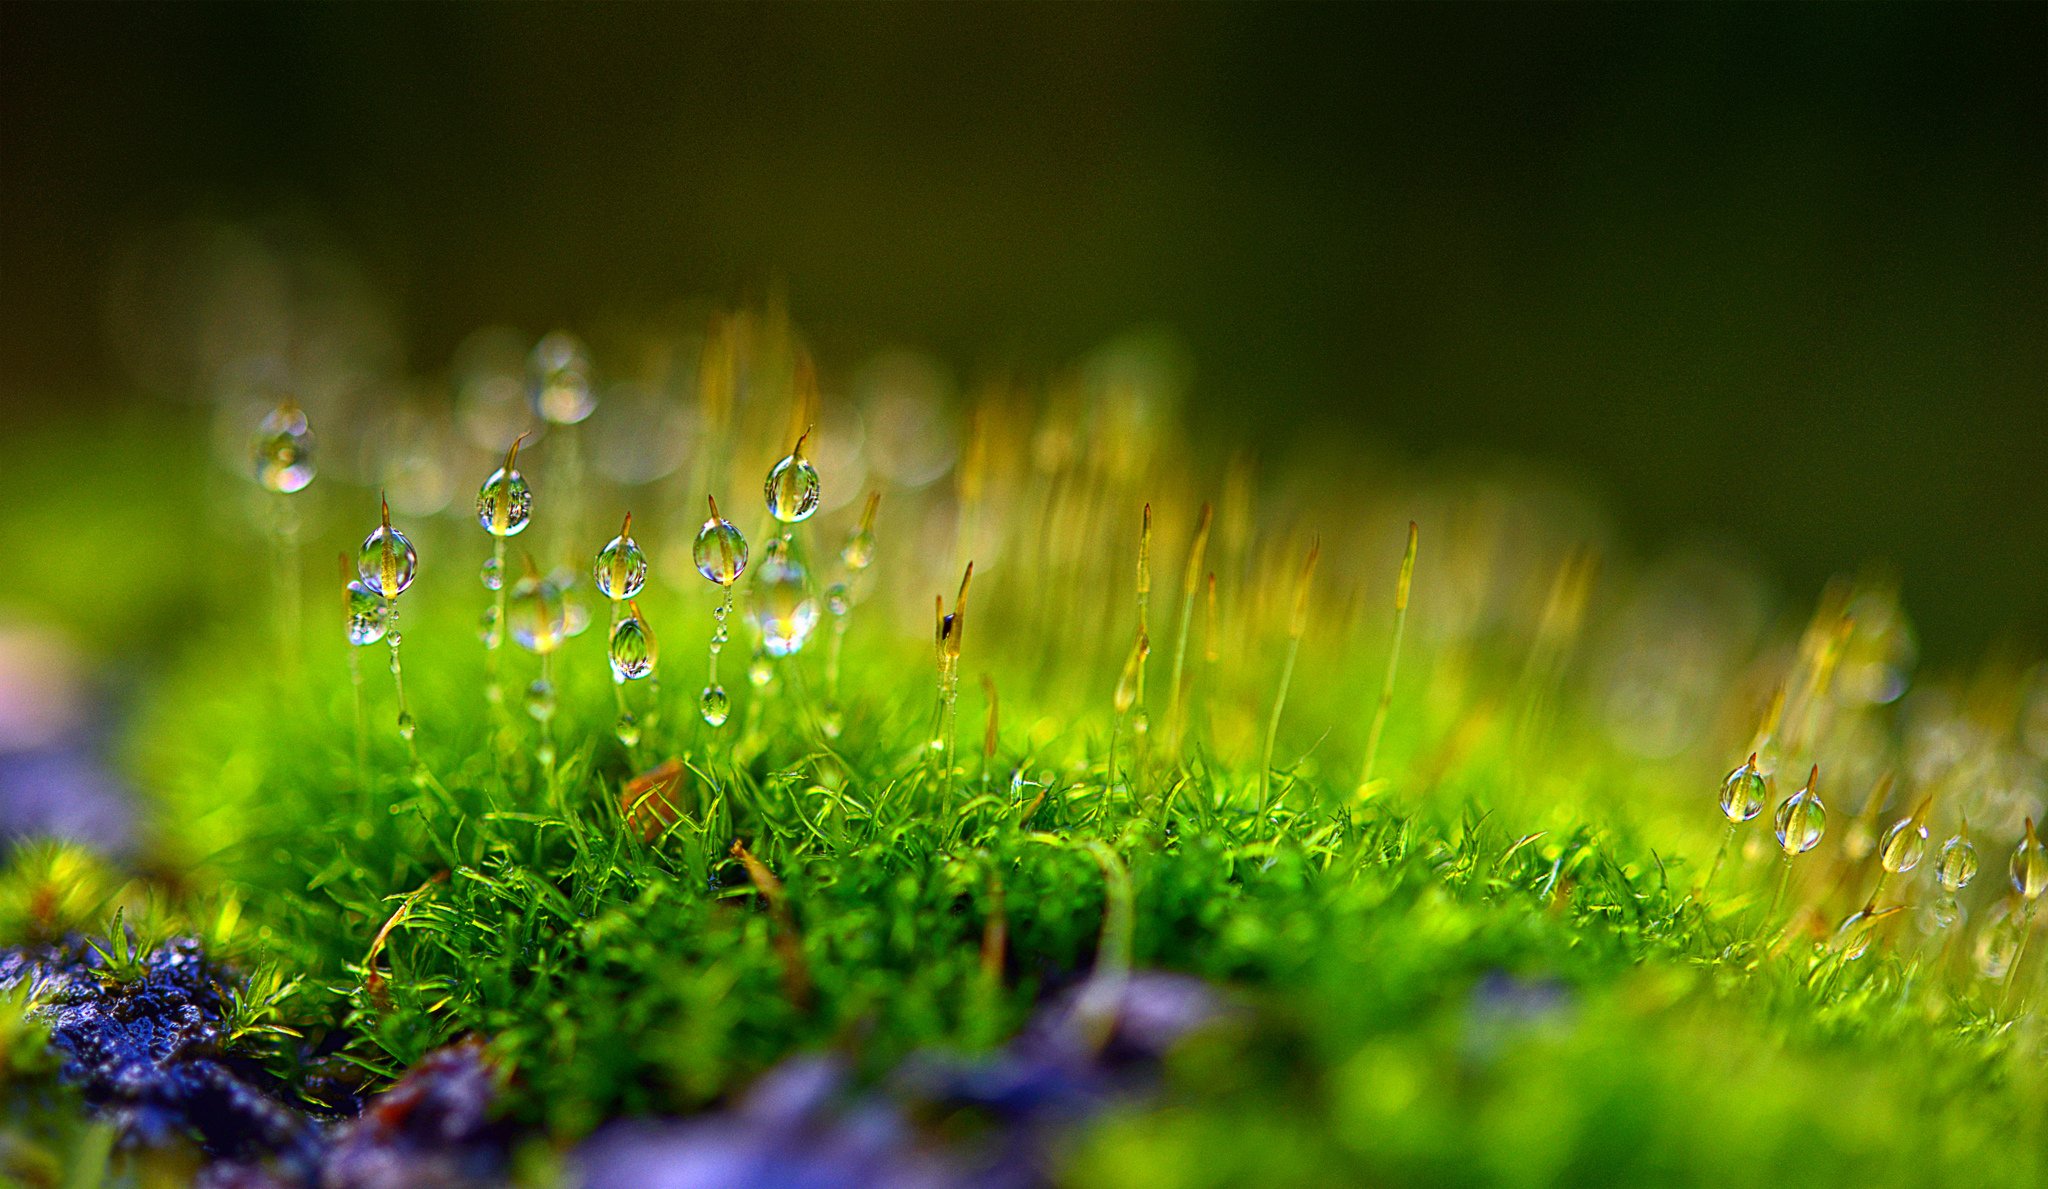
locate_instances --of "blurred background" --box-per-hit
[2,3,2043,661]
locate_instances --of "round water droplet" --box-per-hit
[530,332,595,425]
[345,580,388,646]
[1927,893,1961,930]
[700,684,730,727]
[1878,816,1927,874]
[2010,821,2048,901]
[825,582,851,617]
[616,712,641,748]
[1773,788,1825,856]
[1976,905,2022,979]
[476,467,532,537]
[595,534,647,600]
[478,604,502,647]
[748,654,773,687]
[750,541,819,657]
[1833,909,1880,960]
[765,450,822,523]
[841,528,876,572]
[357,524,418,597]
[509,571,567,654]
[609,614,656,682]
[562,599,592,638]
[1717,760,1767,824]
[252,403,316,493]
[693,515,749,585]
[480,556,504,590]
[526,678,557,722]
[1937,835,1978,892]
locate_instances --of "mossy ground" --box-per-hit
[3,360,2045,1187]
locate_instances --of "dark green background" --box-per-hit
[3,4,2042,659]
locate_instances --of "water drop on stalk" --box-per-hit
[2011,818,2048,901]
[252,400,316,494]
[610,605,657,682]
[700,685,730,727]
[1877,796,1932,874]
[595,512,647,601]
[764,429,822,523]
[475,434,533,537]
[693,496,748,730]
[480,557,504,590]
[1773,767,1826,856]
[1937,832,1978,892]
[356,503,417,598]
[345,581,389,646]
[750,538,819,657]
[1717,755,1767,823]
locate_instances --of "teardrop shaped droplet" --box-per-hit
[764,441,822,523]
[693,506,749,585]
[509,569,567,654]
[2010,818,2048,901]
[1717,757,1767,824]
[750,541,818,656]
[700,684,730,727]
[252,402,316,494]
[525,678,557,723]
[609,613,656,682]
[1773,781,1826,856]
[529,331,595,425]
[480,556,504,590]
[1937,834,1978,892]
[345,580,388,646]
[825,582,851,618]
[476,466,532,537]
[615,712,640,749]
[357,524,418,598]
[841,527,876,572]
[595,521,648,600]
[1878,816,1927,874]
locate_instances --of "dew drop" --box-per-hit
[345,580,389,646]
[693,508,749,585]
[357,524,418,598]
[2010,818,2048,901]
[1773,782,1826,856]
[530,331,595,425]
[1878,816,1928,875]
[252,402,316,494]
[1717,758,1767,824]
[609,613,657,682]
[562,597,593,639]
[825,582,851,617]
[478,604,502,647]
[764,441,822,523]
[700,684,730,727]
[1833,909,1880,960]
[1937,835,1978,892]
[1927,893,1961,930]
[616,712,641,748]
[748,652,774,688]
[841,528,876,572]
[480,557,504,590]
[595,521,648,600]
[1976,904,2022,979]
[396,712,416,741]
[509,570,567,654]
[476,466,532,537]
[526,678,557,722]
[750,541,819,656]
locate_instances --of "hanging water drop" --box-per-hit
[1773,767,1826,856]
[1877,799,1931,874]
[842,528,876,572]
[693,498,749,585]
[764,430,822,523]
[526,678,557,722]
[1937,834,1979,892]
[748,649,774,687]
[252,401,316,494]
[750,539,819,656]
[825,582,851,618]
[357,501,418,597]
[345,580,388,646]
[595,512,647,600]
[615,712,641,749]
[610,609,657,682]
[509,563,567,654]
[480,556,504,590]
[478,604,502,648]
[2010,818,2048,901]
[1717,755,1767,823]
[476,435,533,537]
[530,332,595,425]
[700,684,730,727]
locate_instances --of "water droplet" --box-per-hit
[252,402,316,493]
[529,332,595,425]
[1878,816,1927,874]
[478,604,502,647]
[1717,758,1767,824]
[1833,909,1881,960]
[476,466,532,537]
[1927,893,1961,930]
[825,582,851,617]
[2010,818,2048,901]
[764,439,822,523]
[357,525,418,598]
[750,541,818,656]
[525,678,557,722]
[616,712,641,748]
[700,684,730,727]
[1937,835,1978,892]
[562,597,592,638]
[609,613,656,682]
[1976,904,2022,979]
[693,506,749,585]
[480,557,504,590]
[842,534,877,577]
[595,520,647,600]
[396,712,416,741]
[509,569,567,654]
[1773,780,1826,856]
[345,580,389,646]
[748,652,773,687]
